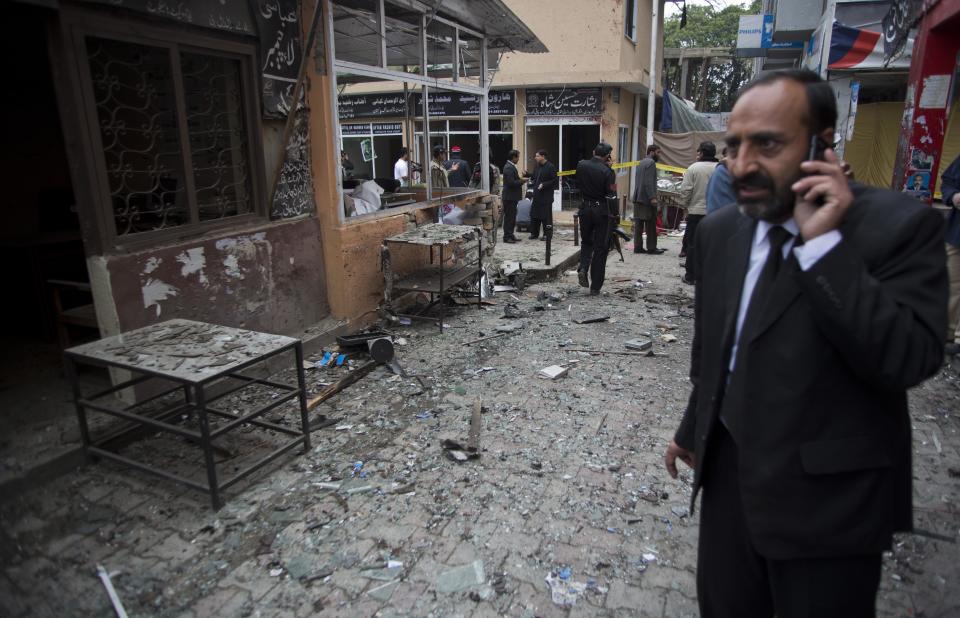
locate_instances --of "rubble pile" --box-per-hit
[1,235,958,617]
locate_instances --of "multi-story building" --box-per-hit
[336,0,665,205]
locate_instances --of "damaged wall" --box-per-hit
[90,217,329,336]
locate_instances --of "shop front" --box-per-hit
[337,89,517,192]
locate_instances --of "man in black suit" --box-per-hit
[664,70,946,617]
[501,149,525,243]
[528,149,557,240]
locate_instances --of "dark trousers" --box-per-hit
[578,203,611,292]
[529,213,551,238]
[697,424,882,618]
[502,199,518,239]
[683,214,704,280]
[632,203,659,252]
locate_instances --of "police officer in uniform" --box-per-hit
[576,142,618,294]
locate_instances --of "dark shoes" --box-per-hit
[529,235,539,240]
[679,250,687,258]
[682,274,694,285]
[589,289,600,296]
[646,248,666,255]
[504,236,517,244]
[634,248,646,254]
[578,270,589,288]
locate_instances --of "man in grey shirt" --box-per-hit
[631,145,665,254]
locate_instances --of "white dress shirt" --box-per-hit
[728,219,841,372]
[394,159,409,186]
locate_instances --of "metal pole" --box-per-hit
[420,14,433,205]
[195,384,220,510]
[480,36,490,193]
[376,0,386,68]
[294,343,311,450]
[65,356,92,458]
[545,223,552,266]
[646,0,660,148]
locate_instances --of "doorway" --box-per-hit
[561,124,601,172]
[525,122,600,173]
[1,2,105,484]
[526,124,560,173]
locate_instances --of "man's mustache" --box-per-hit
[732,172,775,194]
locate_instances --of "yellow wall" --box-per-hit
[495,0,661,92]
[844,100,960,195]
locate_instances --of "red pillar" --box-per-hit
[892,0,960,202]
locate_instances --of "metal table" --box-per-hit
[381,224,482,330]
[64,319,310,509]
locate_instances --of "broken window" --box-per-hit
[82,32,259,239]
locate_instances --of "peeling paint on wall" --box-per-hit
[107,218,325,335]
[142,278,179,317]
[216,233,268,281]
[223,254,244,280]
[143,256,162,274]
[176,247,208,285]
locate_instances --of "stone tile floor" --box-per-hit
[1,233,958,617]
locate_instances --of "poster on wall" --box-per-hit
[903,170,931,200]
[524,88,601,116]
[360,139,374,162]
[254,0,303,119]
[271,111,315,219]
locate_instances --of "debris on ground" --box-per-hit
[2,232,955,618]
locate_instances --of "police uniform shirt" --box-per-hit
[576,157,616,202]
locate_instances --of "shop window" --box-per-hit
[448,119,480,132]
[83,34,259,240]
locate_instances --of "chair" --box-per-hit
[48,279,98,349]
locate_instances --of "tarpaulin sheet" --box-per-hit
[650,131,726,169]
[660,91,715,134]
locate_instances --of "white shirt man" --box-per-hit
[394,148,410,186]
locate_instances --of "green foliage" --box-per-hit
[663,1,761,48]
[662,1,761,113]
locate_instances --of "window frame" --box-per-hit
[326,0,491,225]
[63,8,268,252]
[624,0,638,43]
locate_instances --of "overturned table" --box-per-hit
[64,319,310,509]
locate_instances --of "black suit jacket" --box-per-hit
[675,182,946,560]
[502,161,525,202]
[530,161,557,219]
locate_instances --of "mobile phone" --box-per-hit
[805,134,828,206]
[807,134,827,162]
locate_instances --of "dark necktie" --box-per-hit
[742,225,793,341]
[720,225,794,437]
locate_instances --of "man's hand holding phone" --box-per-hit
[791,144,854,242]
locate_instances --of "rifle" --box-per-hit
[608,214,631,262]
